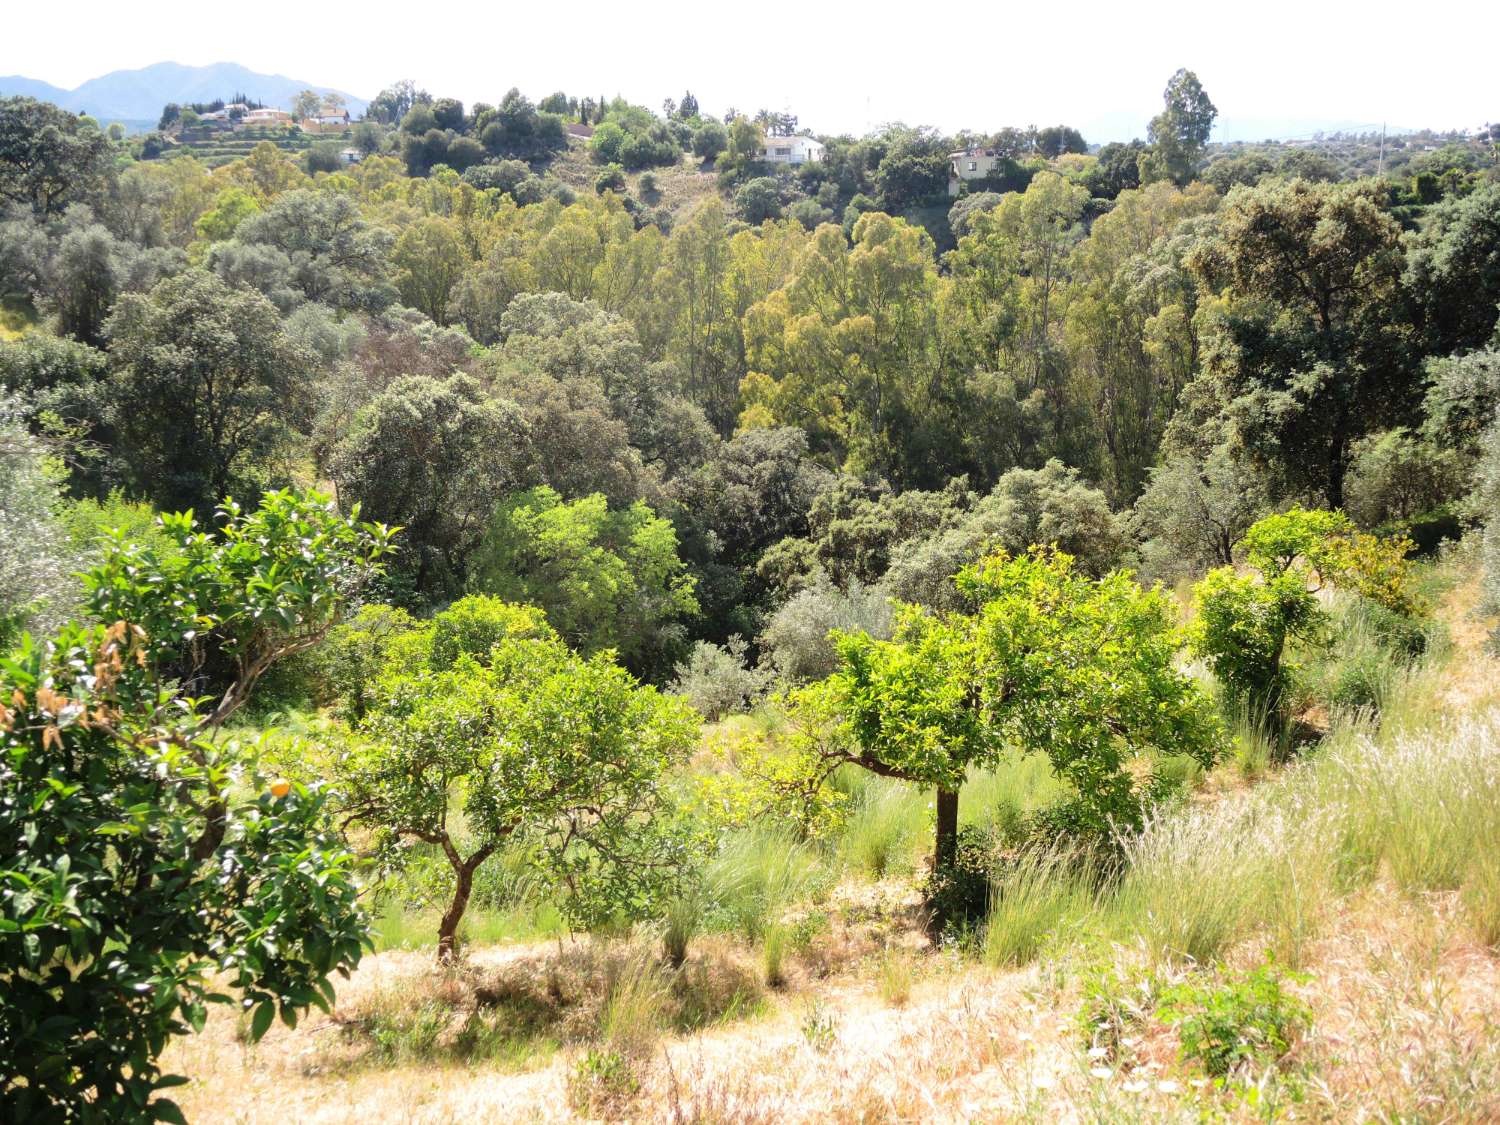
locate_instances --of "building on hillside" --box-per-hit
[949,148,1003,194]
[303,110,352,131]
[338,148,363,165]
[243,108,292,126]
[760,134,825,165]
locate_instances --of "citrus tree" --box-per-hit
[779,548,1217,926]
[1189,507,1417,730]
[0,491,392,1121]
[335,607,700,960]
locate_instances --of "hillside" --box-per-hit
[157,560,1500,1123]
[0,61,367,128]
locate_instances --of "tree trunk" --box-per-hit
[934,787,960,872]
[436,864,474,962]
[928,787,962,938]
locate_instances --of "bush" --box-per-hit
[669,635,772,720]
[692,119,727,162]
[637,170,658,198]
[923,824,997,936]
[429,594,551,671]
[594,163,626,194]
[1344,428,1464,529]
[1158,960,1311,1077]
[787,197,834,230]
[760,575,893,684]
[734,176,783,224]
[461,158,533,196]
[1481,420,1500,635]
[884,460,1125,611]
[0,492,389,1119]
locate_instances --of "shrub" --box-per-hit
[923,824,998,936]
[0,491,390,1119]
[1077,966,1160,1061]
[669,635,772,720]
[429,594,551,671]
[1481,419,1500,634]
[1158,960,1311,1077]
[1344,428,1464,529]
[760,575,892,684]
[637,170,659,198]
[734,176,783,224]
[1190,508,1420,731]
[884,460,1125,611]
[594,163,626,194]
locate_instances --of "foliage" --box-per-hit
[0,96,113,216]
[104,268,312,514]
[1188,178,1412,508]
[759,575,893,683]
[923,824,998,934]
[1133,448,1268,577]
[0,396,76,648]
[330,373,533,602]
[778,549,1217,906]
[1190,508,1420,728]
[883,460,1125,610]
[0,490,388,1119]
[1142,69,1217,187]
[1157,960,1311,1077]
[469,486,699,678]
[1343,428,1464,529]
[1403,183,1500,355]
[669,635,772,720]
[336,627,700,957]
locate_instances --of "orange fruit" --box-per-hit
[269,779,291,799]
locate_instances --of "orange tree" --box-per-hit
[779,548,1218,928]
[0,491,391,1121]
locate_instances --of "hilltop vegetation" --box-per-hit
[1,67,1500,1122]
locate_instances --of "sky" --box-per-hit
[3,0,1496,141]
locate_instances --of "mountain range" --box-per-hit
[0,61,367,128]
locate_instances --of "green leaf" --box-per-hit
[249,999,275,1042]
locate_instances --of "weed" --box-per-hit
[762,923,789,987]
[1157,959,1311,1077]
[568,1048,639,1116]
[799,998,838,1052]
[1076,965,1160,1063]
[877,948,913,1007]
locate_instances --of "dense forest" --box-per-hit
[3,68,1500,1121]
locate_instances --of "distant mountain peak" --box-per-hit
[0,61,367,127]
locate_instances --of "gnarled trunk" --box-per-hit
[435,839,499,962]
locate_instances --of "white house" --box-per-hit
[243,108,292,126]
[948,148,1003,194]
[760,135,825,166]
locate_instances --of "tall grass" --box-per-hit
[838,775,929,879]
[961,755,1070,840]
[1104,692,1500,966]
[983,848,1098,967]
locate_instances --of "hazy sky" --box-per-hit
[4,0,1495,140]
